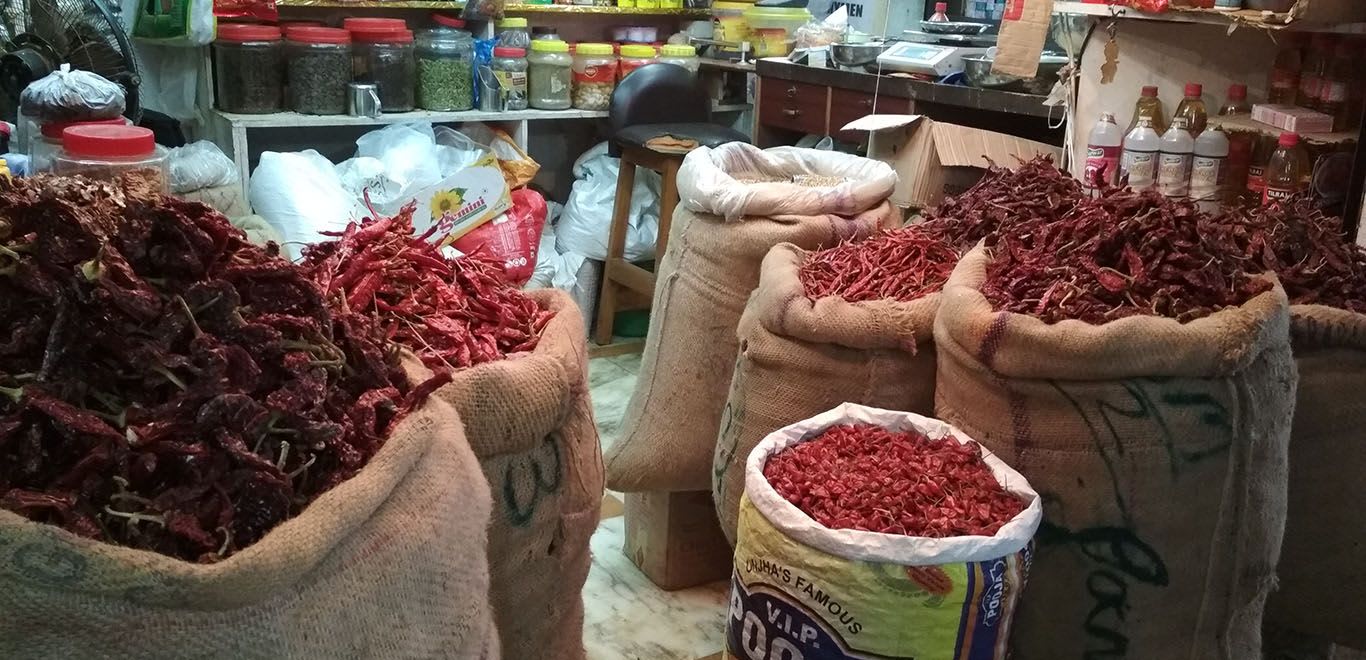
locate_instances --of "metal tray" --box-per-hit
[919,20,992,35]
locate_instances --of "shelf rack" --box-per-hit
[1051,1,1366,32]
[274,0,710,16]
[1210,113,1358,145]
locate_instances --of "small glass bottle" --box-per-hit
[928,2,950,22]
[1218,83,1251,116]
[492,46,529,111]
[1245,133,1277,204]
[1317,39,1354,131]
[1262,132,1310,206]
[1128,85,1168,135]
[1172,83,1208,137]
[1083,112,1123,194]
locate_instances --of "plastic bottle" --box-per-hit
[1317,39,1354,130]
[929,2,950,22]
[1172,83,1208,137]
[1128,85,1168,135]
[1219,83,1251,116]
[1245,134,1277,203]
[1083,112,1124,194]
[1157,118,1195,199]
[1262,132,1310,206]
[1297,34,1332,108]
[1191,128,1229,212]
[1121,116,1162,191]
[1267,35,1301,105]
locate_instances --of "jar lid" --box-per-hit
[493,46,526,58]
[41,117,126,139]
[351,28,414,44]
[287,26,352,44]
[217,24,282,42]
[620,44,657,58]
[343,17,406,31]
[62,125,156,158]
[497,17,528,28]
[431,13,466,28]
[576,42,614,56]
[530,39,569,53]
[660,44,696,57]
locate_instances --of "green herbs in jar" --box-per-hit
[417,57,474,111]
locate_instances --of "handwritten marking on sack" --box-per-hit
[502,433,564,527]
[13,543,86,584]
[714,351,748,498]
[741,558,863,635]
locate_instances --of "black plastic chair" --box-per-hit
[594,63,749,346]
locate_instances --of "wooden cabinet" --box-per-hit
[829,91,911,140]
[758,79,829,136]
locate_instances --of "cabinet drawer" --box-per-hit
[831,92,908,138]
[759,80,828,135]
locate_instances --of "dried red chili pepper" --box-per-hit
[763,424,1025,538]
[921,156,1086,250]
[799,227,959,303]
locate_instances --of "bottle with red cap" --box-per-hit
[1171,82,1208,136]
[1127,85,1168,135]
[928,2,951,22]
[54,124,168,193]
[1261,132,1310,206]
[1218,83,1251,116]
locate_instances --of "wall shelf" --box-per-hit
[275,1,710,16]
[1052,1,1366,33]
[1210,112,1358,145]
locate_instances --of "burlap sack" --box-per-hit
[424,289,604,660]
[1265,304,1366,649]
[606,143,900,493]
[933,246,1296,660]
[0,396,500,659]
[712,243,938,545]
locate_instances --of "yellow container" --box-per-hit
[742,5,811,56]
[636,0,660,8]
[712,0,756,53]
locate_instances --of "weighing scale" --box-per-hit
[875,41,989,77]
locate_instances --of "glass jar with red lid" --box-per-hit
[31,117,127,173]
[213,24,284,114]
[350,27,416,112]
[55,125,169,193]
[286,27,352,115]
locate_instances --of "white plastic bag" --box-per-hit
[167,140,237,193]
[557,142,661,262]
[348,123,493,215]
[19,65,126,121]
[249,150,365,259]
[526,223,587,291]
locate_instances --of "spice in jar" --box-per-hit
[214,24,284,114]
[353,28,417,113]
[572,42,616,110]
[286,27,352,115]
[528,39,572,110]
[496,17,531,50]
[491,46,529,111]
[416,23,475,111]
[55,124,170,194]
[658,43,699,74]
[617,44,657,81]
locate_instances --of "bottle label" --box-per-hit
[1084,144,1122,190]
[1121,149,1157,189]
[1246,164,1266,193]
[574,62,617,84]
[1190,155,1226,202]
[1157,153,1192,197]
[1321,82,1348,103]
[1263,185,1297,205]
[1300,75,1321,98]
[494,69,528,94]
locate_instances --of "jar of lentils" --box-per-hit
[285,27,352,115]
[416,22,474,111]
[572,43,616,110]
[214,24,284,114]
[528,39,572,110]
[352,28,417,113]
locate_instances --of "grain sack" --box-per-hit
[1265,304,1366,649]
[712,243,939,545]
[606,143,899,492]
[933,246,1296,660]
[727,403,1041,660]
[0,396,500,659]
[422,288,604,660]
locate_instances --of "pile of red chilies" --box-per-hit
[300,203,554,372]
[800,228,959,303]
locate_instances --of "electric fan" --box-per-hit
[0,0,140,119]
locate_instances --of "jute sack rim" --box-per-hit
[0,393,448,609]
[676,143,898,222]
[744,403,1042,565]
[936,244,1291,380]
[749,243,939,351]
[1289,303,1366,351]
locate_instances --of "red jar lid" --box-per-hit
[62,125,156,158]
[493,46,525,57]
[41,117,125,140]
[431,13,466,28]
[343,17,406,31]
[217,24,282,42]
[287,26,351,44]
[351,28,414,44]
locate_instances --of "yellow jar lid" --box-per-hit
[660,44,696,57]
[576,42,614,56]
[531,39,569,52]
[620,44,657,58]
[497,17,528,28]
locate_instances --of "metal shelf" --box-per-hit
[275,0,710,16]
[213,107,607,128]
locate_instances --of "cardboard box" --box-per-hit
[843,114,1063,209]
[1251,103,1336,135]
[373,151,512,246]
[623,491,733,591]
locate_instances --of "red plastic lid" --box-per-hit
[287,26,351,44]
[276,20,324,28]
[351,28,414,44]
[1227,83,1247,99]
[1140,85,1158,97]
[1184,83,1202,97]
[935,2,947,11]
[1279,132,1299,147]
[217,24,282,42]
[343,17,406,31]
[41,117,125,140]
[493,46,525,57]
[431,13,466,28]
[61,125,156,158]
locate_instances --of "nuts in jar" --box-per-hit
[572,42,616,111]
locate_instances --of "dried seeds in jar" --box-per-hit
[286,27,352,115]
[416,26,475,111]
[354,28,417,113]
[214,24,284,114]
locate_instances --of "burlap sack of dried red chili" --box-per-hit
[712,241,944,545]
[412,288,603,660]
[605,143,899,492]
[0,394,501,659]
[933,245,1295,660]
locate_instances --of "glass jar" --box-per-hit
[617,44,657,81]
[286,27,352,115]
[31,117,125,173]
[532,26,560,41]
[213,24,284,114]
[572,43,616,110]
[658,44,699,74]
[496,17,531,50]
[528,40,572,110]
[492,46,529,111]
[55,125,169,193]
[353,29,416,113]
[416,27,475,111]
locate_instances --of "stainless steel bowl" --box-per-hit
[831,42,888,68]
[961,54,1068,95]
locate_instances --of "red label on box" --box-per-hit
[1003,0,1024,21]
[575,63,616,84]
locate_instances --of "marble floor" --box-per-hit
[583,353,729,660]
